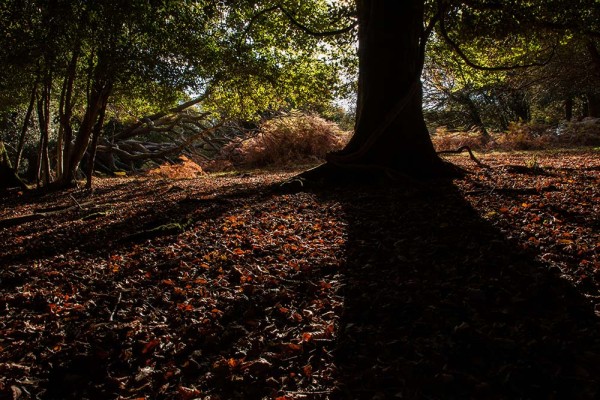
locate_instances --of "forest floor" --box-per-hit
[1,149,599,400]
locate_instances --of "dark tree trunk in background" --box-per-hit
[60,82,112,186]
[36,77,52,187]
[586,42,600,118]
[565,98,574,121]
[301,0,453,183]
[86,85,111,188]
[58,47,114,188]
[587,40,600,77]
[453,92,489,140]
[14,82,37,172]
[509,92,530,123]
[58,48,80,181]
[587,93,600,118]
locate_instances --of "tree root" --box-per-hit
[277,162,415,192]
[276,157,463,193]
[437,146,488,168]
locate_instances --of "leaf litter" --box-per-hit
[0,150,599,399]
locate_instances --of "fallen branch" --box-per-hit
[69,194,84,210]
[124,219,193,242]
[109,292,122,322]
[0,213,44,228]
[116,89,212,141]
[98,120,225,162]
[465,184,559,196]
[0,200,97,228]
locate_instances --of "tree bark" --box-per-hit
[14,82,37,172]
[58,48,80,180]
[587,93,600,118]
[565,98,574,121]
[86,84,111,188]
[61,83,111,186]
[301,0,454,183]
[35,77,52,187]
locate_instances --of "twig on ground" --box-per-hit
[109,292,123,322]
[69,194,84,210]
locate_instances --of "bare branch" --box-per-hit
[242,5,279,38]
[116,88,212,140]
[278,5,357,37]
[243,4,357,39]
[100,120,225,161]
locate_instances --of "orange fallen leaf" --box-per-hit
[303,364,313,377]
[142,339,160,354]
[287,343,302,351]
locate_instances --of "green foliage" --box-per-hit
[424,0,600,133]
[0,0,357,184]
[199,0,356,119]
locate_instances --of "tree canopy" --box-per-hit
[1,0,600,189]
[0,0,353,188]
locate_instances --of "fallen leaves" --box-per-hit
[451,150,600,291]
[0,150,599,398]
[0,170,348,399]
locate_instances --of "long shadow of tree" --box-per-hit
[331,182,600,399]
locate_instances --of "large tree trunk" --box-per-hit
[60,88,109,186]
[301,0,452,184]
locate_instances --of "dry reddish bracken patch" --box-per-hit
[0,150,599,399]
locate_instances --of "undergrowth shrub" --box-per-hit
[431,126,488,152]
[555,118,600,147]
[496,122,552,150]
[432,118,600,152]
[232,112,350,167]
[147,155,205,179]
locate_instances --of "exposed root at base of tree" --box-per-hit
[278,158,464,192]
[437,145,488,168]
